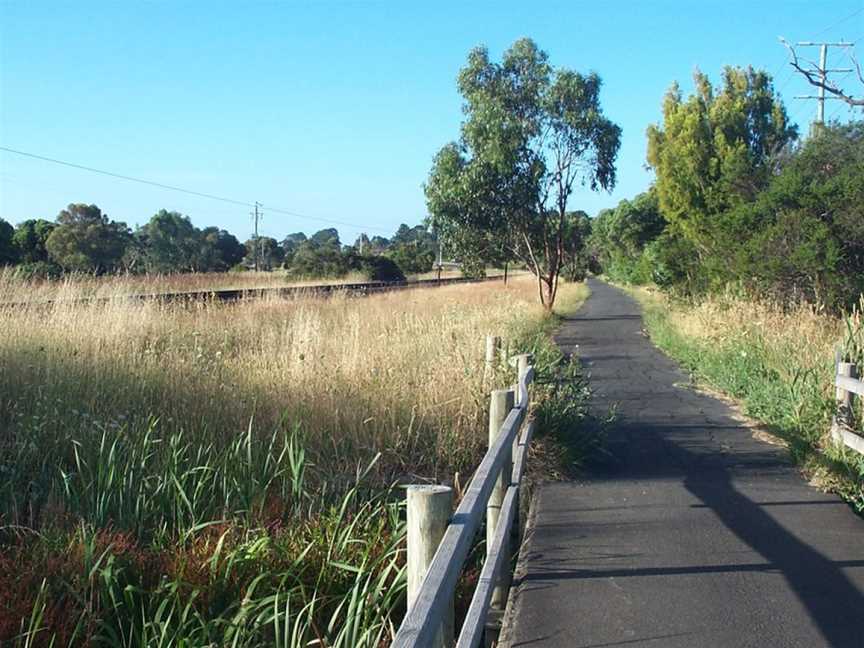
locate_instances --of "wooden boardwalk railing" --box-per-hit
[831,360,864,455]
[393,338,535,648]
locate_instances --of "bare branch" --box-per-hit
[780,37,864,108]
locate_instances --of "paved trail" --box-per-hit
[505,279,864,648]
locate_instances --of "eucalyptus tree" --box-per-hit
[425,38,621,310]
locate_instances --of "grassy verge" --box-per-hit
[623,284,864,512]
[1,275,590,646]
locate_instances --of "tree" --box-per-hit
[136,210,203,273]
[309,228,340,248]
[386,223,437,274]
[45,203,131,273]
[589,191,666,283]
[561,210,593,281]
[646,67,796,257]
[426,38,621,310]
[244,236,284,271]
[12,219,56,264]
[281,232,308,266]
[200,227,245,271]
[734,121,864,307]
[0,219,17,265]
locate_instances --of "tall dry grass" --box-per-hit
[0,274,586,646]
[0,267,476,303]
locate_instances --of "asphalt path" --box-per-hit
[504,278,864,648]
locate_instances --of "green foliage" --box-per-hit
[136,210,204,273]
[350,254,405,282]
[387,224,437,274]
[200,227,246,272]
[244,236,285,271]
[647,67,796,255]
[12,219,56,265]
[45,204,132,273]
[589,191,665,284]
[0,218,17,265]
[732,122,864,308]
[287,238,349,278]
[426,38,620,309]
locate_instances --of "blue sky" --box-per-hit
[1,1,862,244]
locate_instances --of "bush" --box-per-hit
[351,254,405,282]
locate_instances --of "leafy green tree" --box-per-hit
[281,232,308,266]
[426,38,621,310]
[385,223,437,274]
[136,210,203,273]
[646,67,796,257]
[561,211,593,281]
[0,218,18,265]
[733,121,864,307]
[369,236,390,253]
[200,227,245,271]
[288,241,348,277]
[12,219,56,264]
[309,228,340,248]
[244,236,284,271]
[589,191,666,283]
[45,203,131,273]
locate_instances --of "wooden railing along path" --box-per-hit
[393,337,535,648]
[832,359,864,456]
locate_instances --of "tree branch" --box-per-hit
[780,38,864,108]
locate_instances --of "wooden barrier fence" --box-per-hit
[393,337,535,648]
[831,360,864,455]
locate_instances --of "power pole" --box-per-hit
[251,201,262,272]
[436,237,443,282]
[793,41,854,132]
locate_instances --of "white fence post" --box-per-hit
[407,485,454,648]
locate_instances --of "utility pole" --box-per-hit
[251,201,262,272]
[436,237,443,282]
[793,41,854,132]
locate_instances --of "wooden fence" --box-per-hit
[831,360,864,455]
[393,338,535,648]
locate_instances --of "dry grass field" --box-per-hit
[0,267,477,303]
[0,273,587,646]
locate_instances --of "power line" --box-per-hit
[0,145,392,233]
[0,146,252,208]
[815,7,864,37]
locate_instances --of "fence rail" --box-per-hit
[394,339,535,648]
[831,361,864,455]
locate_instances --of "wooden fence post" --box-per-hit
[487,388,515,635]
[485,335,501,382]
[407,485,454,648]
[835,362,858,430]
[512,353,533,407]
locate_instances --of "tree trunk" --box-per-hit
[540,277,555,312]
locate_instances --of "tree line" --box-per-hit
[0,205,441,282]
[589,68,863,311]
[423,38,863,312]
